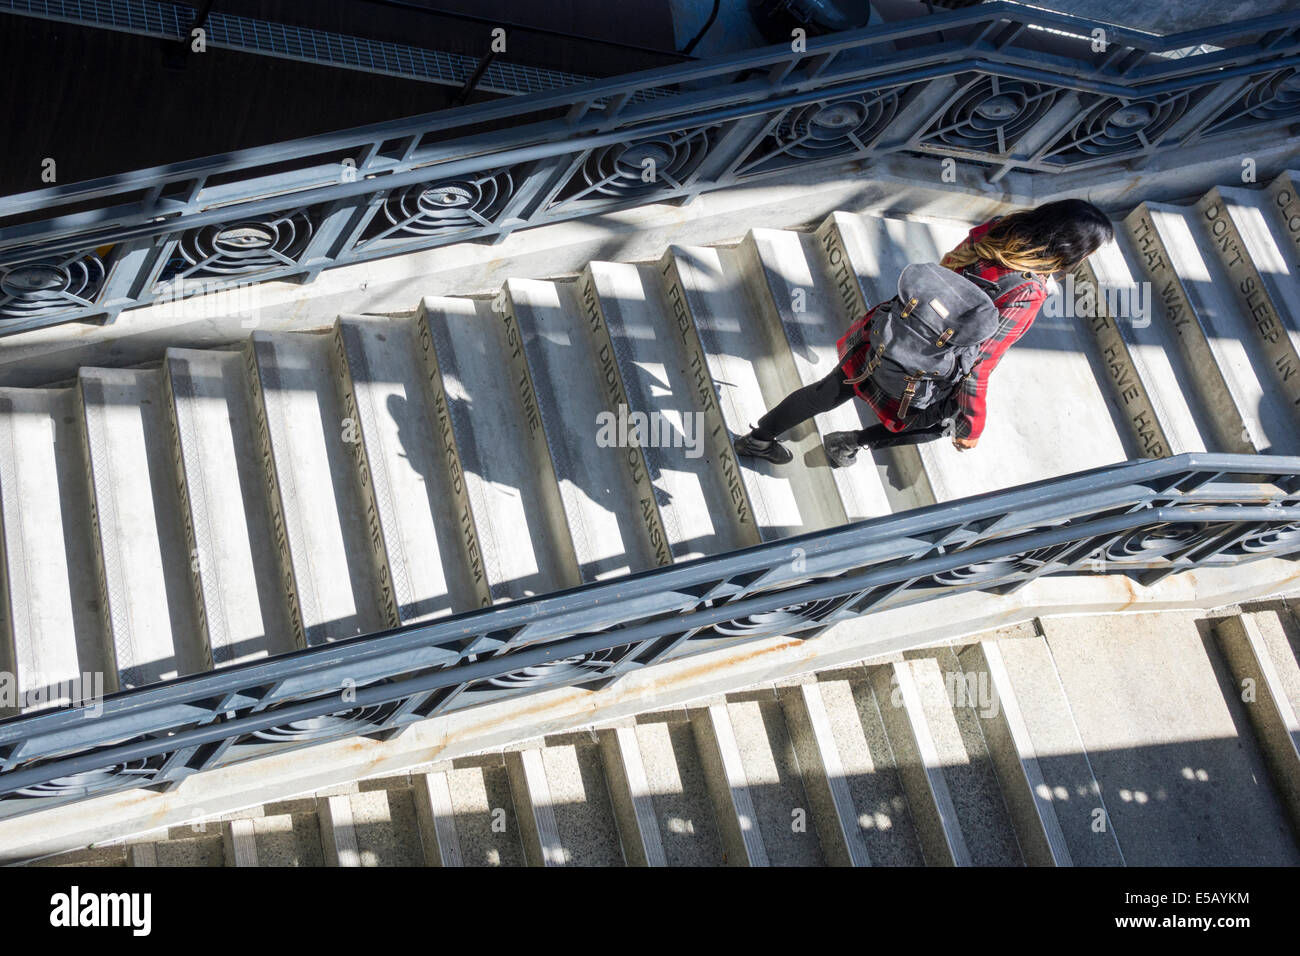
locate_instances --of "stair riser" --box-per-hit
[1197,192,1300,421]
[1267,172,1300,261]
[159,366,217,673]
[1125,208,1274,453]
[573,278,673,568]
[655,264,756,536]
[1073,263,1173,459]
[328,325,402,631]
[240,342,309,648]
[412,318,492,608]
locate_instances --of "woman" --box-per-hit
[734,199,1115,467]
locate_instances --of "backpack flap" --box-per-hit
[896,263,1000,345]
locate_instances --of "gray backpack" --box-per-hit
[841,262,1040,418]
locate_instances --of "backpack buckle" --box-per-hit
[897,377,918,418]
[935,328,954,347]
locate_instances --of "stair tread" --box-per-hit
[335,315,491,620]
[79,366,204,686]
[745,227,894,522]
[438,763,526,867]
[1129,203,1300,454]
[164,348,298,665]
[979,632,1124,866]
[629,718,725,866]
[0,386,109,709]
[1039,611,1300,866]
[809,675,927,866]
[245,332,389,644]
[898,651,1025,866]
[506,277,670,579]
[1084,236,1212,455]
[721,696,824,866]
[661,243,846,539]
[583,260,758,559]
[418,296,581,603]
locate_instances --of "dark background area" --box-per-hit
[0,0,681,196]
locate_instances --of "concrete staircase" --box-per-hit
[27,601,1300,867]
[4,173,1300,861]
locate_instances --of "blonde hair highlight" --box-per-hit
[941,211,1070,276]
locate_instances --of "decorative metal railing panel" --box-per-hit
[1,2,1298,336]
[0,453,1297,820]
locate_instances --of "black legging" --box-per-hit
[751,366,951,448]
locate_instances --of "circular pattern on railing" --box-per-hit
[1239,68,1300,122]
[172,210,315,277]
[929,77,1057,152]
[774,92,900,159]
[578,128,712,199]
[710,594,852,638]
[1230,521,1300,556]
[1099,522,1209,563]
[929,554,1038,587]
[0,253,107,320]
[249,700,402,743]
[487,645,628,689]
[12,759,158,799]
[379,170,514,236]
[1064,93,1190,157]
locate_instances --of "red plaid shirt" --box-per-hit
[836,219,1048,441]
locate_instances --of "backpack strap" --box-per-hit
[961,264,1044,303]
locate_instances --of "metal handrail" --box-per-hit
[0,452,1296,818]
[1,2,1297,334]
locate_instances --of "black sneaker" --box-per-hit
[734,432,793,465]
[823,431,861,468]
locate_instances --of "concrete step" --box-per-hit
[78,367,205,687]
[778,677,892,866]
[30,845,129,867]
[332,315,492,621]
[163,348,299,666]
[828,668,930,866]
[815,211,1130,504]
[504,277,672,579]
[411,759,526,867]
[416,296,581,603]
[600,714,725,866]
[580,260,760,559]
[1076,235,1213,457]
[739,227,894,522]
[243,331,391,644]
[1266,171,1300,262]
[1197,186,1300,427]
[227,811,326,867]
[660,243,848,539]
[1214,607,1300,834]
[506,735,626,866]
[0,386,112,715]
[693,692,825,866]
[965,628,1124,866]
[1039,610,1300,866]
[871,654,1024,865]
[129,833,225,867]
[958,634,1081,866]
[318,787,424,867]
[1126,203,1299,455]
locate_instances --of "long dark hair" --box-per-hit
[944,198,1114,275]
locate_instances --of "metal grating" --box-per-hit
[0,0,668,98]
